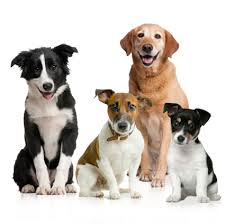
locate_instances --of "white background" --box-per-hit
[0,0,224,223]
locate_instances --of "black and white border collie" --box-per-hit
[12,44,78,195]
[164,103,221,203]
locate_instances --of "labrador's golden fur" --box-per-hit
[120,24,188,187]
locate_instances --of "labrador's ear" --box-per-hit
[95,89,115,104]
[195,109,211,126]
[11,51,31,69]
[137,96,152,109]
[163,30,179,58]
[53,44,78,64]
[164,103,182,117]
[120,30,133,56]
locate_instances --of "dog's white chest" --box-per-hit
[168,143,207,191]
[107,142,137,173]
[26,97,73,161]
[98,123,144,175]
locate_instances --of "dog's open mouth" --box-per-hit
[38,88,54,100]
[139,52,159,67]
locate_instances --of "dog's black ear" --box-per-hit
[95,89,115,104]
[164,103,182,116]
[53,44,78,64]
[195,109,211,126]
[11,51,31,69]
[137,96,152,108]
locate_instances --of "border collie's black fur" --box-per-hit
[12,44,78,194]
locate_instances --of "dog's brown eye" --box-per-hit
[33,66,40,72]
[110,103,119,112]
[154,34,161,39]
[128,103,136,111]
[138,32,144,38]
[189,123,194,131]
[50,64,57,71]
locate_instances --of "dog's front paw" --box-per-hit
[50,186,66,195]
[166,194,181,202]
[138,169,152,182]
[151,171,165,188]
[198,196,210,203]
[65,184,77,193]
[109,191,120,200]
[21,184,35,193]
[36,186,51,195]
[131,191,142,199]
[95,191,104,198]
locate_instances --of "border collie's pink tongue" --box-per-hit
[142,56,153,64]
[42,92,54,100]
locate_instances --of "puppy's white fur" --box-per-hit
[77,122,144,199]
[167,141,220,203]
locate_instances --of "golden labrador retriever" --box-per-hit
[120,24,188,187]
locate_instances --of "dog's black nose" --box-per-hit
[142,44,153,53]
[43,82,53,91]
[177,135,185,143]
[118,122,128,131]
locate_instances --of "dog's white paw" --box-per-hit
[36,186,51,195]
[50,186,66,195]
[166,194,181,203]
[65,184,77,193]
[198,196,210,203]
[95,191,104,198]
[109,191,120,200]
[21,184,35,193]
[209,194,221,201]
[131,191,142,199]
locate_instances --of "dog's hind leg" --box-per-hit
[207,182,221,201]
[77,164,104,198]
[13,148,38,193]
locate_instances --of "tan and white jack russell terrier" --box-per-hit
[76,89,152,199]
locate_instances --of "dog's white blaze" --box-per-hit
[173,128,188,145]
[39,54,54,90]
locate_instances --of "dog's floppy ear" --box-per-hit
[11,51,31,69]
[120,30,133,56]
[53,44,78,64]
[137,96,152,109]
[195,109,211,126]
[95,89,115,104]
[164,103,182,116]
[163,30,179,58]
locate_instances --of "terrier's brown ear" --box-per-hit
[120,30,133,56]
[163,30,179,58]
[137,96,152,109]
[95,89,115,104]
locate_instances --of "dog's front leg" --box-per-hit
[51,129,77,195]
[196,168,209,203]
[152,118,171,187]
[129,156,142,199]
[166,172,181,202]
[34,148,51,195]
[98,158,120,200]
